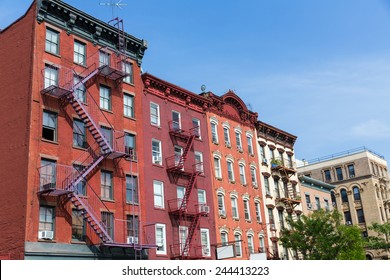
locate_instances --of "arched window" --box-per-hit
[340,189,348,203]
[234,233,242,257]
[353,186,361,201]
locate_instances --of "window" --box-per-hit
[247,135,254,155]
[336,167,343,181]
[126,175,138,204]
[305,194,311,209]
[348,164,355,178]
[73,119,86,148]
[357,209,365,223]
[123,94,134,118]
[101,211,114,238]
[155,223,166,254]
[268,208,275,225]
[39,206,54,233]
[235,131,243,151]
[247,235,254,254]
[153,180,164,208]
[74,40,86,65]
[264,176,271,196]
[231,196,239,219]
[73,164,86,195]
[194,151,204,173]
[99,50,110,66]
[287,154,293,168]
[122,61,134,84]
[315,197,321,210]
[211,121,218,144]
[44,65,58,89]
[221,232,228,246]
[259,236,265,253]
[234,233,242,257]
[45,28,59,55]
[324,169,331,182]
[174,146,182,168]
[243,199,251,221]
[324,199,330,212]
[200,228,211,257]
[40,159,56,190]
[223,126,231,147]
[42,110,58,142]
[353,186,361,201]
[198,189,206,205]
[179,226,189,255]
[73,75,86,103]
[227,160,235,182]
[239,164,246,185]
[72,209,86,241]
[152,139,162,165]
[255,201,262,223]
[214,156,222,179]
[150,102,160,126]
[127,215,139,241]
[101,170,113,200]
[344,211,352,225]
[177,186,185,208]
[192,118,201,138]
[341,189,348,203]
[101,126,112,148]
[100,85,111,110]
[274,178,280,198]
[172,111,181,131]
[260,145,266,163]
[250,166,257,187]
[278,209,285,229]
[269,147,275,160]
[125,133,136,156]
[217,193,226,216]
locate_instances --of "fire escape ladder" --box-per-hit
[65,93,113,154]
[68,191,113,243]
[179,171,200,212]
[181,214,201,259]
[182,134,195,161]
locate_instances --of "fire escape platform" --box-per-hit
[97,65,128,81]
[37,188,73,197]
[41,86,72,98]
[100,242,158,249]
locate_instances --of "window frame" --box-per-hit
[45,27,60,55]
[101,170,113,200]
[126,175,138,204]
[153,180,164,208]
[122,61,134,84]
[42,110,58,142]
[123,94,135,118]
[150,102,160,126]
[73,118,86,148]
[155,223,167,255]
[73,40,86,65]
[152,139,162,165]
[99,85,111,111]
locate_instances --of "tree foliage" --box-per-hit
[279,210,365,260]
[366,222,390,254]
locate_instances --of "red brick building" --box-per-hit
[141,73,216,259]
[202,91,269,260]
[0,0,150,259]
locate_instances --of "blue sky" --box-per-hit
[2,0,390,163]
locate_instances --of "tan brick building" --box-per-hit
[297,147,390,259]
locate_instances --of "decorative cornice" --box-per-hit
[256,121,297,149]
[37,0,147,65]
[142,73,211,113]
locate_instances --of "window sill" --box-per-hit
[153,207,165,211]
[233,217,240,221]
[72,145,87,151]
[123,81,135,87]
[42,138,59,145]
[100,108,113,114]
[124,115,136,121]
[126,202,139,206]
[215,177,223,181]
[38,239,56,243]
[73,62,87,68]
[101,198,115,203]
[45,51,61,58]
[152,163,164,168]
[151,124,161,129]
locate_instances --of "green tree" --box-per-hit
[366,222,390,257]
[280,210,365,260]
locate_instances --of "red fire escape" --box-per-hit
[166,121,210,259]
[38,46,152,251]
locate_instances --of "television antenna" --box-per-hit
[100,0,128,18]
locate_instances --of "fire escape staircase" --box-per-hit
[39,50,130,245]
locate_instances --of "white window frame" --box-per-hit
[221,231,228,246]
[223,126,231,147]
[172,111,181,131]
[231,196,239,219]
[194,151,204,173]
[155,223,166,255]
[74,40,86,65]
[152,139,162,165]
[250,166,257,187]
[99,85,111,110]
[227,159,235,182]
[44,65,58,89]
[150,102,160,126]
[239,163,247,185]
[179,225,189,255]
[211,121,219,144]
[255,201,262,223]
[124,94,134,118]
[45,28,59,55]
[243,199,251,221]
[200,228,211,257]
[99,50,110,66]
[198,189,206,205]
[122,61,133,84]
[217,193,226,215]
[192,118,201,138]
[234,233,242,257]
[235,130,243,152]
[153,180,164,208]
[247,234,255,254]
[214,156,222,179]
[247,134,254,155]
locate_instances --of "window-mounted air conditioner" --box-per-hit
[127,236,139,244]
[38,230,54,240]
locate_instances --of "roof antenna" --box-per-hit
[100,0,128,19]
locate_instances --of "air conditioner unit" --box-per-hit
[237,146,243,152]
[262,158,268,164]
[225,141,231,147]
[219,209,226,216]
[203,248,210,255]
[199,205,210,214]
[127,236,139,244]
[38,230,54,240]
[307,203,312,210]
[153,156,161,163]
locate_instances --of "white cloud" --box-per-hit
[351,119,390,139]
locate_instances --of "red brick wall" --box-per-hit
[0,2,37,259]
